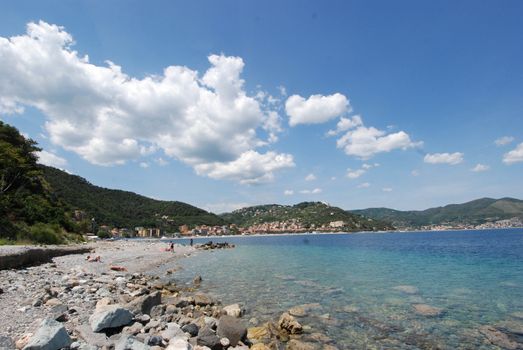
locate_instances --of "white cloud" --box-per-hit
[503,143,523,164]
[357,182,370,188]
[194,150,295,185]
[278,85,287,96]
[36,150,67,168]
[326,115,362,136]
[471,163,489,172]
[495,136,514,146]
[346,162,378,179]
[0,21,292,183]
[300,188,322,194]
[382,187,393,192]
[139,162,149,168]
[284,189,294,196]
[424,152,464,165]
[286,93,350,126]
[335,118,422,159]
[305,173,316,181]
[346,168,366,179]
[411,169,420,176]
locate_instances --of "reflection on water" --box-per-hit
[163,230,523,349]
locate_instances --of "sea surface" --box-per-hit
[165,229,523,349]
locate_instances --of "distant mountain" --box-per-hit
[351,198,523,228]
[41,166,225,229]
[220,202,394,232]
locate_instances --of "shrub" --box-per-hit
[18,223,65,244]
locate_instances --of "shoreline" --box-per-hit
[0,239,333,350]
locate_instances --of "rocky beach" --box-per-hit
[0,240,337,350]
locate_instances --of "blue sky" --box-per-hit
[1,0,522,213]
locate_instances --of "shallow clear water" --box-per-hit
[169,230,523,349]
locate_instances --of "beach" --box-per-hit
[0,239,329,350]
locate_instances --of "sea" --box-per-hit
[162,229,523,349]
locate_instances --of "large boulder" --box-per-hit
[197,326,222,350]
[90,305,134,332]
[216,315,247,347]
[23,318,72,350]
[127,291,162,315]
[278,313,302,335]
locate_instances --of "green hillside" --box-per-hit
[221,202,394,231]
[41,166,225,230]
[0,121,80,244]
[352,197,523,228]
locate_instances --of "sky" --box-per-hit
[1,0,522,213]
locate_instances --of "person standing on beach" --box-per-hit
[190,238,193,246]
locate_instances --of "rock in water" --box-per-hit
[286,339,320,350]
[115,335,151,350]
[412,304,443,317]
[90,305,134,332]
[222,303,244,318]
[216,315,247,346]
[23,318,72,350]
[278,312,303,334]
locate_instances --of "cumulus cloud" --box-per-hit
[0,21,292,183]
[194,151,294,185]
[503,143,523,164]
[139,162,149,169]
[36,150,67,168]
[286,93,350,126]
[300,188,322,194]
[284,189,294,196]
[332,117,422,159]
[305,173,316,181]
[357,182,370,188]
[424,152,464,165]
[471,163,489,172]
[495,136,514,146]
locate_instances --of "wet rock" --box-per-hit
[127,291,162,315]
[223,304,244,318]
[412,304,443,317]
[194,294,215,307]
[216,315,247,346]
[251,344,270,350]
[278,313,303,335]
[247,326,270,343]
[182,323,200,337]
[115,335,151,350]
[197,326,222,350]
[90,305,134,332]
[193,276,202,284]
[23,318,72,350]
[479,325,522,350]
[285,339,319,350]
[288,306,306,317]
[392,285,419,294]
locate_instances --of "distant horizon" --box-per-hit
[1,1,522,213]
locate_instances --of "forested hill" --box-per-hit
[220,202,394,231]
[41,166,225,229]
[351,197,523,228]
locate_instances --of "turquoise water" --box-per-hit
[169,230,523,349]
